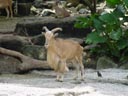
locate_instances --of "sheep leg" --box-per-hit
[9,5,13,18]
[56,72,60,81]
[59,73,64,82]
[73,64,79,80]
[75,56,84,80]
[56,72,64,82]
[56,60,67,82]
[76,56,84,80]
[72,60,79,80]
[5,8,9,19]
[79,61,84,81]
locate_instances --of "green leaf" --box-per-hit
[106,0,121,6]
[86,32,107,44]
[117,38,128,50]
[99,13,117,25]
[74,17,92,28]
[112,5,125,18]
[93,18,104,30]
[74,22,84,28]
[124,0,128,8]
[109,29,122,40]
[111,48,120,57]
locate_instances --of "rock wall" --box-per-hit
[15,16,91,38]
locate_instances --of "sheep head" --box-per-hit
[42,26,62,48]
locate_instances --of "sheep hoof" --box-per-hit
[56,77,63,82]
[73,77,78,80]
[56,79,63,82]
[81,78,84,81]
[58,80,63,82]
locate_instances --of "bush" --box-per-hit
[75,0,128,63]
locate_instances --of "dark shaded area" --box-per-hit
[0,38,23,52]
[15,16,91,38]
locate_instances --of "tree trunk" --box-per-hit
[0,47,50,71]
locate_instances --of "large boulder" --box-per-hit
[14,16,91,38]
[97,56,117,69]
[21,45,46,60]
[120,63,128,69]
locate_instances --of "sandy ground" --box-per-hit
[0,68,128,96]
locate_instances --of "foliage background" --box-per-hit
[75,0,128,64]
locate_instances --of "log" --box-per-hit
[0,34,31,45]
[0,47,50,71]
[0,34,45,46]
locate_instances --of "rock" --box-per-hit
[97,56,117,69]
[33,0,44,8]
[120,63,128,69]
[14,16,91,38]
[67,0,80,7]
[68,7,77,13]
[33,0,53,9]
[76,4,85,11]
[0,54,20,73]
[79,8,90,14]
[21,45,46,60]
[31,34,45,45]
[83,57,97,69]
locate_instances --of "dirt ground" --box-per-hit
[0,69,128,96]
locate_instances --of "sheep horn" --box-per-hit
[43,26,50,32]
[51,27,62,33]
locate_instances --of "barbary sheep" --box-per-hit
[0,0,13,18]
[42,26,84,82]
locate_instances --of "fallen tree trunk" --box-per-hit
[0,34,45,46]
[0,34,28,43]
[0,47,50,71]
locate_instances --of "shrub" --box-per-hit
[75,0,128,63]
